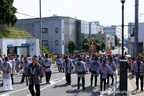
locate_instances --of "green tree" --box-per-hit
[114,35,119,46]
[68,41,76,54]
[82,36,89,51]
[100,40,106,51]
[95,38,101,43]
[0,0,17,26]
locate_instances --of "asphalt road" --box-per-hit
[0,64,115,96]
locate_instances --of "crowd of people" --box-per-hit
[0,53,144,96]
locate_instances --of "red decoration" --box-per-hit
[42,66,45,71]
[107,51,112,54]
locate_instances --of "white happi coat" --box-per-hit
[15,58,20,67]
[9,59,15,71]
[1,61,12,79]
[62,59,74,74]
[86,59,91,71]
[38,58,43,66]
[108,61,116,71]
[90,60,100,75]
[43,58,52,72]
[97,64,114,79]
[56,58,63,67]
[22,61,31,73]
[75,61,86,77]
[131,61,144,76]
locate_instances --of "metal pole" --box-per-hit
[122,3,124,59]
[135,0,139,58]
[40,0,42,55]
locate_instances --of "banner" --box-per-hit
[107,51,112,54]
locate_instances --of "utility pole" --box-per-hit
[135,0,139,58]
[39,0,42,55]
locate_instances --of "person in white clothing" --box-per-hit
[20,57,30,83]
[75,57,86,90]
[15,55,20,74]
[1,57,13,91]
[56,56,63,72]
[43,54,52,84]
[9,56,15,84]
[0,55,3,77]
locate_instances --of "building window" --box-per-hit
[42,40,48,46]
[42,28,48,33]
[55,28,58,33]
[55,40,58,45]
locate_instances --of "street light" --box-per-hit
[120,0,127,93]
[121,0,125,4]
[121,0,125,59]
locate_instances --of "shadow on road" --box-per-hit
[53,84,68,88]
[0,90,13,94]
[66,86,101,96]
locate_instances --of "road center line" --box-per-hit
[1,75,73,96]
[26,77,66,96]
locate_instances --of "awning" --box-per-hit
[21,43,35,46]
[7,45,14,47]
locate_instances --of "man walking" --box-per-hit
[20,57,30,83]
[43,54,52,84]
[62,56,74,85]
[75,57,86,90]
[97,60,114,91]
[25,56,44,96]
[131,56,144,91]
[107,57,116,85]
[89,56,100,87]
[9,56,15,84]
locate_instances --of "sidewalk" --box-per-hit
[127,72,144,96]
[115,71,144,96]
[100,70,144,96]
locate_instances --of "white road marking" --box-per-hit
[26,77,66,96]
[0,94,9,96]
[0,75,71,96]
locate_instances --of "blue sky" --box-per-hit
[14,0,144,35]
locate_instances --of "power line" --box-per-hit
[0,5,38,18]
[16,12,38,18]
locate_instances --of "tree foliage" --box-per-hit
[95,38,106,52]
[68,40,76,54]
[0,0,17,26]
[82,36,89,51]
[95,38,101,43]
[101,40,106,51]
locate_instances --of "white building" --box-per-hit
[128,22,144,57]
[95,33,115,50]
[16,16,77,54]
[103,26,121,40]
[0,39,39,57]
